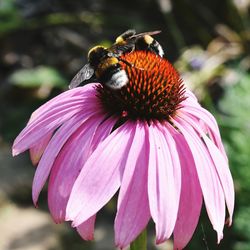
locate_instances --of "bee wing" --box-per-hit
[109,43,135,56]
[69,63,94,89]
[117,29,136,39]
[131,30,161,39]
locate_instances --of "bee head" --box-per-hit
[88,46,108,68]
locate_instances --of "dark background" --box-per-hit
[0,0,250,249]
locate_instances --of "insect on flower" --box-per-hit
[13,29,234,250]
[69,29,163,90]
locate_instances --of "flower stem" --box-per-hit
[130,228,147,250]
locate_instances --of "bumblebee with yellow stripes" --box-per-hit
[69,29,164,90]
[115,29,164,57]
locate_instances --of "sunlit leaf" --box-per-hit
[9,66,67,88]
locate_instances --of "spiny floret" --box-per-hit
[98,51,185,121]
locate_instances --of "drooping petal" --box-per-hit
[31,84,97,119]
[66,121,136,226]
[171,129,202,250]
[147,122,181,244]
[12,84,99,156]
[178,112,234,225]
[48,116,116,223]
[115,122,151,249]
[202,135,234,225]
[180,103,227,160]
[48,117,100,222]
[76,215,96,241]
[32,111,103,205]
[173,116,225,243]
[29,132,53,166]
[15,103,98,156]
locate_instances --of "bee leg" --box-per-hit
[119,58,134,67]
[119,58,145,71]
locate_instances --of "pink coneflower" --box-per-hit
[13,51,234,249]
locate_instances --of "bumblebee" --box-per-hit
[69,29,164,90]
[115,29,164,57]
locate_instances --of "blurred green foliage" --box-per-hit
[0,0,250,249]
[9,66,67,88]
[0,0,21,33]
[217,70,250,250]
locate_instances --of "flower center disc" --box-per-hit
[98,51,185,121]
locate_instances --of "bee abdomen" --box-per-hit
[136,35,164,57]
[100,64,128,89]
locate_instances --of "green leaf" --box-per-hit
[9,66,67,88]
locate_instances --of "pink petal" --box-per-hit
[29,132,53,166]
[171,130,202,250]
[202,136,234,225]
[32,112,103,205]
[115,122,151,249]
[66,121,136,226]
[184,89,199,102]
[179,103,227,160]
[179,112,234,225]
[48,117,100,221]
[48,116,116,222]
[30,83,98,120]
[14,103,97,155]
[173,116,225,243]
[90,117,118,152]
[12,84,99,156]
[147,122,181,244]
[28,109,53,166]
[76,215,96,241]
